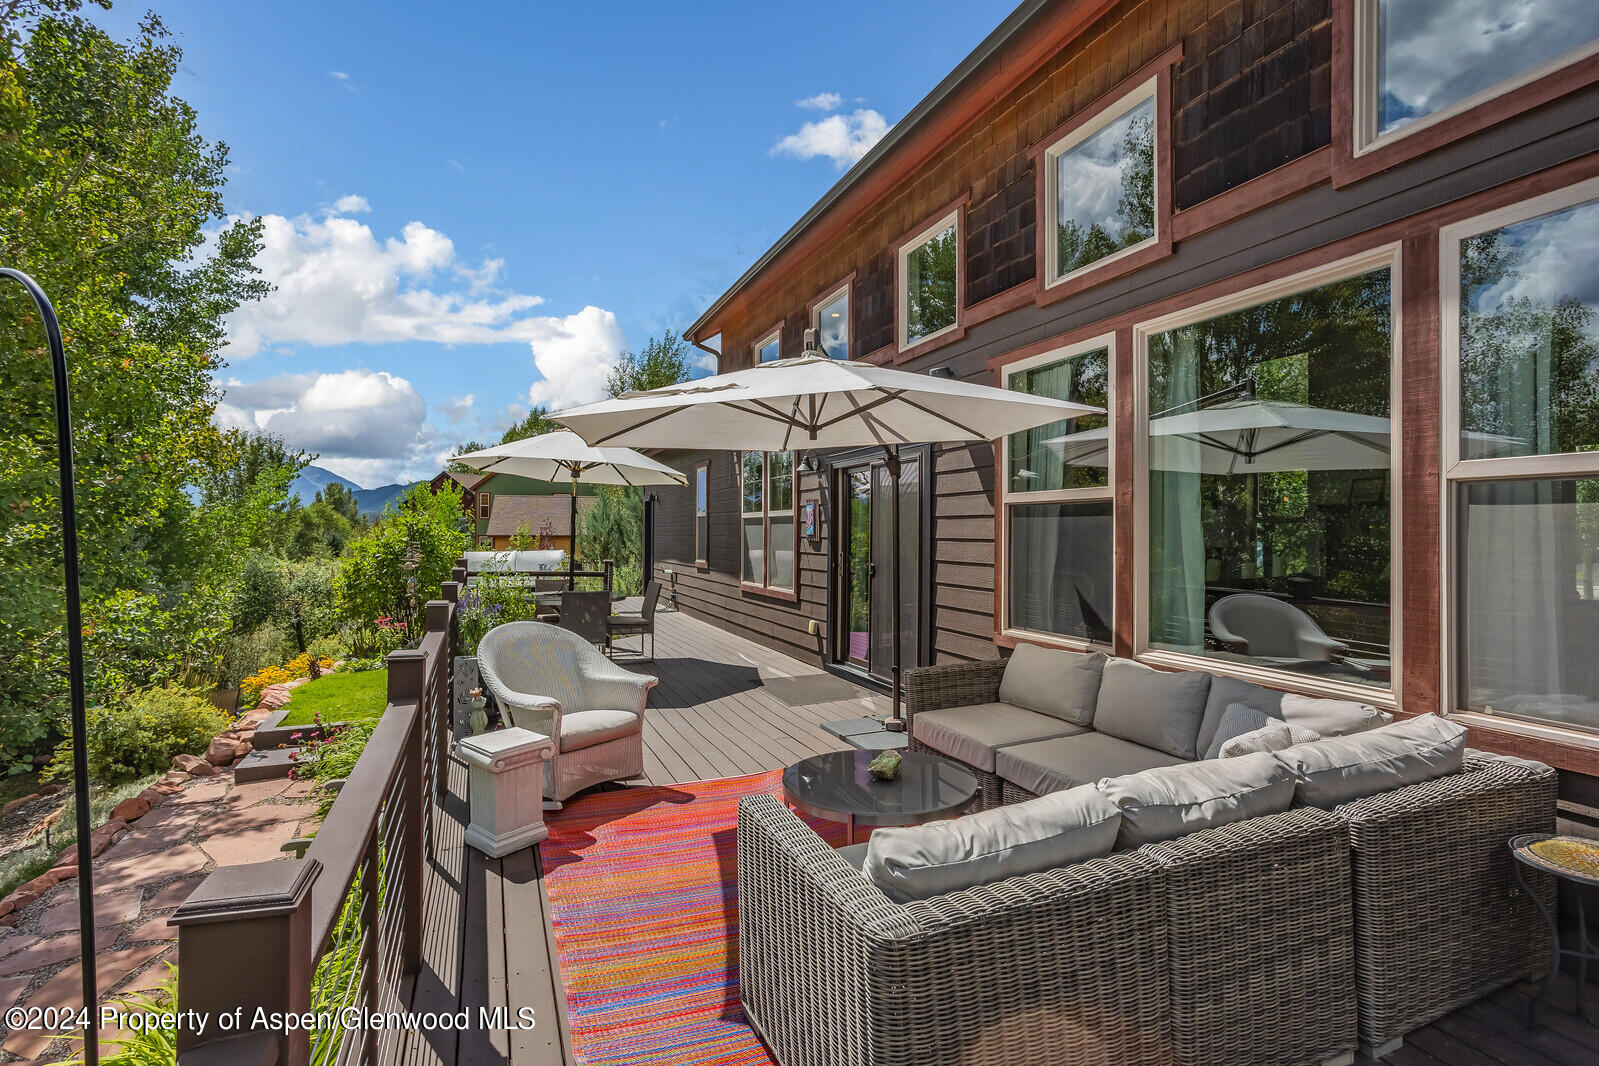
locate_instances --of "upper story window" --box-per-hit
[1001,337,1115,646]
[694,462,709,566]
[1442,177,1599,735]
[812,284,850,360]
[756,329,781,363]
[478,492,492,519]
[741,451,796,592]
[1356,0,1599,152]
[898,211,960,351]
[1045,80,1158,286]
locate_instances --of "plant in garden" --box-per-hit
[290,718,374,818]
[64,963,178,1065]
[333,482,469,649]
[239,652,336,702]
[455,573,542,655]
[44,687,228,785]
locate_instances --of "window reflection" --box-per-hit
[905,224,958,345]
[1052,94,1156,279]
[817,290,849,359]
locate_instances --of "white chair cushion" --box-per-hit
[559,709,639,751]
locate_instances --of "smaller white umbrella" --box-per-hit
[451,430,686,587]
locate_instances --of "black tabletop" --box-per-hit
[782,749,978,829]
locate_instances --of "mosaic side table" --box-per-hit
[1509,833,1599,1028]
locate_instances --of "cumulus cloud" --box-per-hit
[216,369,437,486]
[221,208,549,356]
[329,194,370,214]
[524,306,630,411]
[795,92,842,111]
[439,393,475,424]
[772,108,889,168]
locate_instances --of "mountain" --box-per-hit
[290,465,416,517]
[289,465,360,503]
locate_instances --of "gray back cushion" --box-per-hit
[862,784,1121,902]
[1274,713,1467,809]
[1197,676,1284,758]
[1093,660,1213,760]
[1196,677,1391,755]
[1202,703,1277,759]
[998,645,1106,725]
[1097,751,1296,848]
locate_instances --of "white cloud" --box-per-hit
[524,306,629,411]
[439,393,475,424]
[222,207,550,356]
[217,370,437,486]
[795,92,842,112]
[772,108,889,168]
[329,194,370,214]
[329,71,348,80]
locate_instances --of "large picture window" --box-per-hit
[1443,180,1599,735]
[1044,81,1157,286]
[741,451,796,592]
[1002,339,1113,644]
[1356,0,1599,151]
[898,211,960,350]
[1141,258,1396,690]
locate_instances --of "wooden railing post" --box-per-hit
[426,599,454,806]
[171,859,321,1066]
[386,648,427,981]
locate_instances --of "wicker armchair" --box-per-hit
[1331,751,1556,1056]
[904,658,1008,809]
[737,793,1172,1066]
[476,621,656,806]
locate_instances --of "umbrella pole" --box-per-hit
[569,471,579,590]
[884,446,906,732]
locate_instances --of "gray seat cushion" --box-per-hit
[911,702,1087,773]
[1275,712,1467,808]
[559,709,640,751]
[1098,751,1296,848]
[862,784,1121,902]
[1092,660,1213,760]
[836,842,871,871]
[998,645,1106,725]
[996,731,1185,797]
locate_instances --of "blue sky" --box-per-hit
[90,1,1013,486]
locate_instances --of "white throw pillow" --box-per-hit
[1218,722,1321,758]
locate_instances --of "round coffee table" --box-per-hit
[782,749,979,845]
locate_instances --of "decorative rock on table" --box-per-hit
[458,727,556,857]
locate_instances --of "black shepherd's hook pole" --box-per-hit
[1,268,98,1065]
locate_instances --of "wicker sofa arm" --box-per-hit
[903,657,1006,727]
[1330,748,1557,1050]
[736,795,1171,1066]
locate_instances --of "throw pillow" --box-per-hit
[998,645,1106,725]
[862,784,1121,903]
[1202,702,1273,759]
[1096,752,1296,848]
[1217,721,1321,758]
[1274,712,1467,808]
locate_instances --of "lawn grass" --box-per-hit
[277,669,390,728]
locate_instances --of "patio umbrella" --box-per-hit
[450,431,686,588]
[552,330,1101,729]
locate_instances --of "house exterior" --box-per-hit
[651,0,1599,785]
[465,471,598,553]
[431,470,483,521]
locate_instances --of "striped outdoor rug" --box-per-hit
[541,770,849,1065]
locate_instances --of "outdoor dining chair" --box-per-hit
[556,589,609,647]
[607,580,662,661]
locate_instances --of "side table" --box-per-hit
[1509,833,1599,1028]
[460,727,556,857]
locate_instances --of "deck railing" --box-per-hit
[169,583,460,1066]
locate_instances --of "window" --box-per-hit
[1044,80,1158,286]
[1442,179,1599,735]
[756,329,781,363]
[478,492,492,519]
[1002,337,1115,645]
[898,211,960,350]
[1355,0,1599,152]
[741,451,796,591]
[1139,254,1397,691]
[812,284,850,360]
[476,536,492,548]
[694,462,709,566]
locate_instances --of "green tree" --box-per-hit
[333,482,469,648]
[0,6,274,765]
[318,482,361,524]
[500,408,560,444]
[607,329,691,396]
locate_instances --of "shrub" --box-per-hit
[47,687,228,785]
[219,623,289,688]
[456,573,542,655]
[291,721,375,818]
[334,482,469,643]
[307,633,348,662]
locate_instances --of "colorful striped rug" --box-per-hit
[541,770,848,1065]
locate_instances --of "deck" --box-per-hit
[399,606,1597,1066]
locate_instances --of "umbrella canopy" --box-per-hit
[1046,398,1393,474]
[553,344,1102,730]
[550,353,1100,451]
[450,430,685,586]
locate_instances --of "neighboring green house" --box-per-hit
[467,471,598,554]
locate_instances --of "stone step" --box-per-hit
[233,746,299,783]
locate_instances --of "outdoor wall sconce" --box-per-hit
[928,365,956,378]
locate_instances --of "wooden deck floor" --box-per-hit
[399,607,1599,1066]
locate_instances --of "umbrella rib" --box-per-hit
[894,394,987,440]
[585,404,686,445]
[817,391,901,430]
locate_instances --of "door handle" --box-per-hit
[869,563,876,578]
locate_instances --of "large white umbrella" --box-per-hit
[450,430,686,588]
[554,333,1101,729]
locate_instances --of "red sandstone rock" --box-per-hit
[204,737,235,766]
[136,787,165,808]
[110,796,151,822]
[171,754,214,776]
